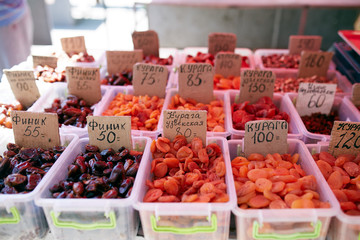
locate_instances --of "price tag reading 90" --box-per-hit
[329,121,360,157]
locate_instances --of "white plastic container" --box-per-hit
[133,137,236,240]
[35,136,151,240]
[226,90,303,140]
[0,133,78,240]
[94,86,163,139]
[306,142,360,240]
[343,96,360,121]
[229,139,339,240]
[28,82,107,138]
[285,93,360,143]
[160,88,230,138]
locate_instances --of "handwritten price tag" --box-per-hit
[32,55,58,68]
[132,30,159,57]
[178,63,214,104]
[60,36,86,55]
[11,111,60,149]
[351,83,360,106]
[87,116,132,151]
[298,51,333,78]
[106,50,143,75]
[3,70,40,109]
[214,53,241,78]
[66,67,101,106]
[328,121,360,157]
[208,32,237,56]
[238,70,275,104]
[244,120,288,156]
[163,110,207,144]
[133,63,168,98]
[288,35,322,55]
[296,83,336,116]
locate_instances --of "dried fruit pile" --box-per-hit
[261,54,301,68]
[312,152,360,215]
[101,71,133,86]
[102,93,164,131]
[168,94,225,132]
[214,74,241,90]
[186,52,250,68]
[0,103,22,129]
[301,111,339,135]
[143,55,173,66]
[34,65,66,83]
[0,143,65,194]
[232,96,290,130]
[144,136,229,203]
[50,144,142,199]
[69,52,95,62]
[232,152,331,209]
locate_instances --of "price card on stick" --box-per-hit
[238,70,275,104]
[214,53,242,78]
[298,51,333,78]
[163,110,207,144]
[351,83,360,106]
[60,36,87,56]
[3,70,40,109]
[133,63,168,98]
[32,55,58,69]
[208,32,237,56]
[288,35,322,55]
[132,30,159,57]
[11,111,60,149]
[178,63,214,104]
[87,116,132,151]
[106,50,143,75]
[66,67,101,106]
[244,120,288,157]
[295,83,336,116]
[328,121,360,157]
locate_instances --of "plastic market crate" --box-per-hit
[35,136,151,240]
[226,90,303,140]
[229,139,339,240]
[133,137,236,240]
[343,96,360,121]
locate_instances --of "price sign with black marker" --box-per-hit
[32,55,58,69]
[288,35,322,55]
[244,120,288,156]
[106,50,143,75]
[208,32,237,56]
[214,52,241,78]
[11,111,60,149]
[238,70,275,104]
[133,63,168,98]
[132,30,159,57]
[298,51,333,78]
[296,83,336,116]
[3,70,40,109]
[66,67,101,106]
[178,63,214,104]
[87,116,132,151]
[328,121,360,157]
[351,83,360,107]
[163,110,207,144]
[60,36,87,56]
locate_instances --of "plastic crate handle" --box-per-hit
[0,206,20,224]
[50,210,116,230]
[252,220,322,240]
[150,214,217,234]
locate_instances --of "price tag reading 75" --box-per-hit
[329,121,360,157]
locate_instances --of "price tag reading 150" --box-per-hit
[328,121,360,157]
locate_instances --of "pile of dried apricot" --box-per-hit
[144,136,229,203]
[214,74,241,90]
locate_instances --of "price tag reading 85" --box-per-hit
[328,121,360,157]
[296,83,336,117]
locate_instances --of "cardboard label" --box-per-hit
[351,83,360,106]
[238,70,275,104]
[244,120,288,157]
[214,53,242,77]
[132,30,159,57]
[288,35,322,55]
[3,70,40,109]
[106,50,143,75]
[32,55,58,68]
[163,110,207,144]
[178,63,214,104]
[328,121,360,157]
[66,67,101,106]
[208,32,237,56]
[11,111,60,149]
[298,51,333,78]
[87,116,132,151]
[60,36,86,55]
[296,83,336,116]
[133,63,168,98]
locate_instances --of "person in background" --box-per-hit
[0,0,33,80]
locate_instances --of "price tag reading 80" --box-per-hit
[329,121,360,157]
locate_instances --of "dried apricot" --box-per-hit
[143,188,163,202]
[248,195,270,208]
[255,178,272,192]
